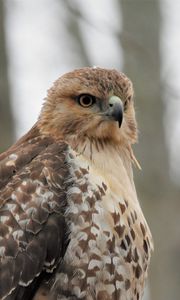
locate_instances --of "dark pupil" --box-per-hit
[82,96,91,105]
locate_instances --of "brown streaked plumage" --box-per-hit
[0,67,153,300]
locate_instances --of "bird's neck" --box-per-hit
[68,136,137,194]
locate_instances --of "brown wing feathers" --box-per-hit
[0,128,69,299]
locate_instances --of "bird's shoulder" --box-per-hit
[0,125,69,299]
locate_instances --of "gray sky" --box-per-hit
[160,0,180,183]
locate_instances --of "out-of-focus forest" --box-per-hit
[0,0,180,299]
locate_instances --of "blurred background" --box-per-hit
[0,0,180,299]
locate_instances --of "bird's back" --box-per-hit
[0,126,69,299]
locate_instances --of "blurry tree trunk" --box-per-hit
[120,0,180,299]
[60,0,91,67]
[0,0,14,152]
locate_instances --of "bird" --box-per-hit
[0,67,153,300]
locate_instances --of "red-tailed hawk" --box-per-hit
[0,67,153,300]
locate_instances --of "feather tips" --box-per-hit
[0,128,69,299]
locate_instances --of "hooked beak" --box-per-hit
[105,96,123,128]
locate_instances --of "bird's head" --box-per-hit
[38,67,137,147]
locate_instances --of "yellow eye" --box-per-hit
[78,94,95,107]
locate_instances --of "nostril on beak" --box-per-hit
[107,96,124,128]
[109,96,123,107]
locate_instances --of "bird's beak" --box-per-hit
[105,96,123,128]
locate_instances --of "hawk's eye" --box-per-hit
[78,94,95,107]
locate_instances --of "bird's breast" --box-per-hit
[54,147,153,299]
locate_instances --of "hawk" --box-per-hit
[0,67,153,300]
